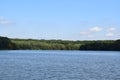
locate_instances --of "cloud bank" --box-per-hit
[80,26,117,38]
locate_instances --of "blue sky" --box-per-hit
[0,0,120,40]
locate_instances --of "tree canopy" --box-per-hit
[0,36,15,50]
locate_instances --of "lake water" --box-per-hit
[0,50,120,80]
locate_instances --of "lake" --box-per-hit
[0,50,120,80]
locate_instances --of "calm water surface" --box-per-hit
[0,50,120,80]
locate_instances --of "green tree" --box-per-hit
[0,36,15,49]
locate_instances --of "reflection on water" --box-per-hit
[0,50,120,80]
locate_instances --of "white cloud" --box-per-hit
[0,20,11,24]
[80,27,102,35]
[106,33,114,37]
[0,16,13,26]
[80,31,94,38]
[87,35,94,38]
[90,27,102,32]
[80,27,102,37]
[108,27,116,32]
[80,31,89,35]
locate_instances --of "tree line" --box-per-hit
[0,36,120,51]
[80,40,120,51]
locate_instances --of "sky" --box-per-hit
[0,0,120,40]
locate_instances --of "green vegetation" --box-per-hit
[11,39,81,50]
[80,40,120,51]
[0,36,120,51]
[0,36,15,50]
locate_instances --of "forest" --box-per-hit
[0,36,120,51]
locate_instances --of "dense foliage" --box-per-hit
[11,39,81,50]
[0,36,120,51]
[80,40,120,51]
[0,36,15,50]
